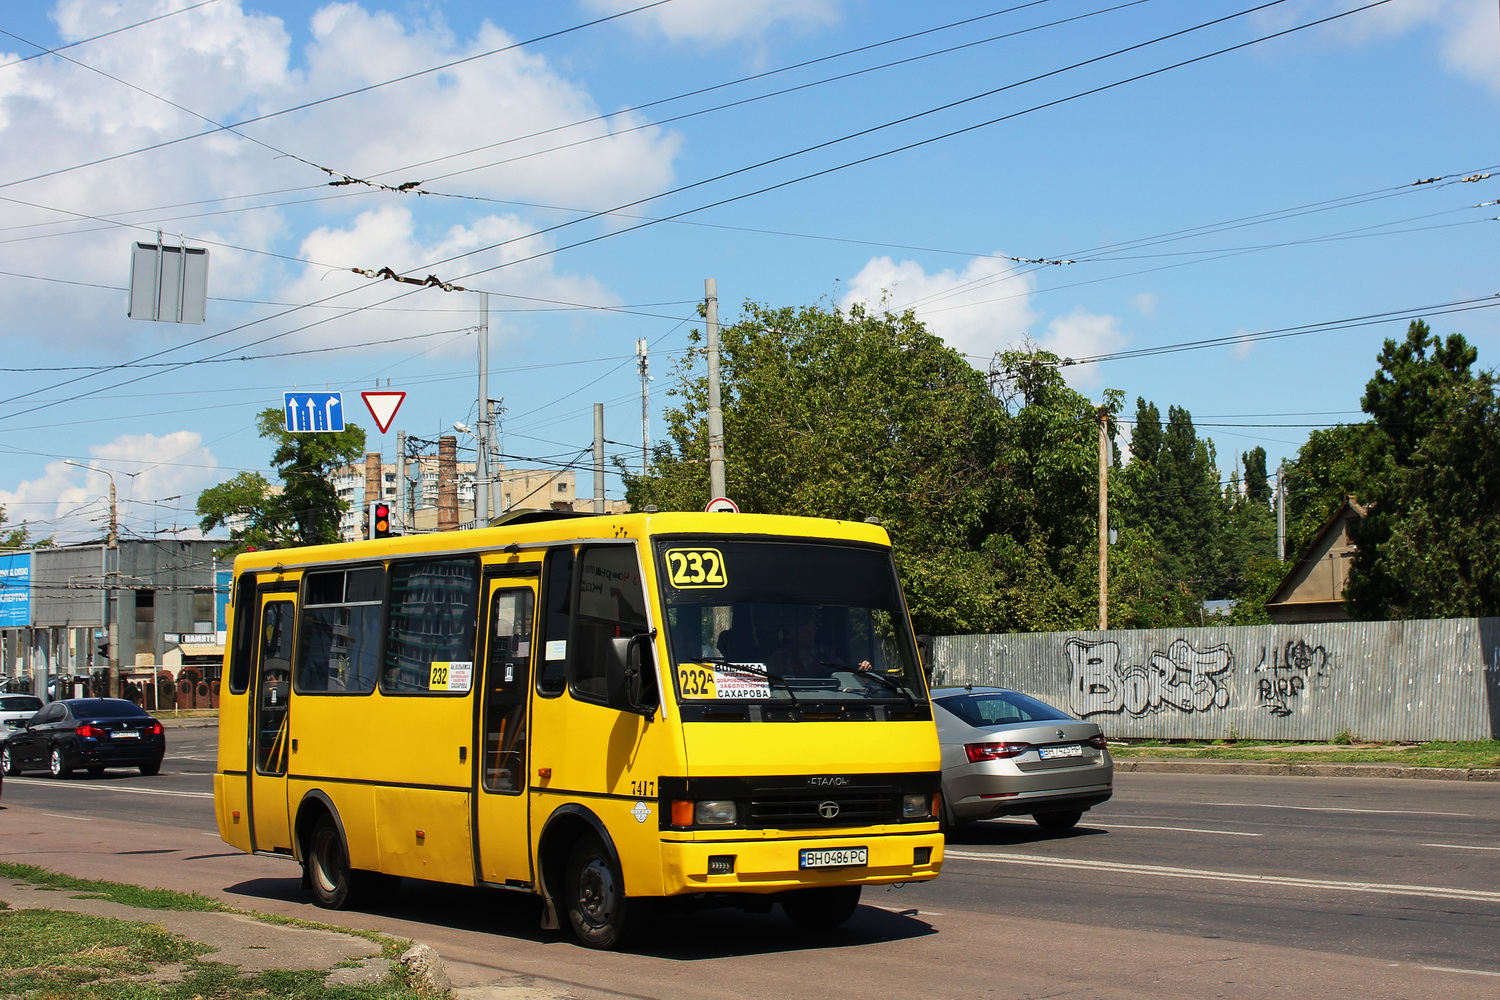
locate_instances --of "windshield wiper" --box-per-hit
[819,662,920,708]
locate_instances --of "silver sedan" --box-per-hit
[931,685,1113,832]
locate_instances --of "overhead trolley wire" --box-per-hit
[0,0,677,193]
[0,0,1395,428]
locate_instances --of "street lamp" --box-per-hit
[64,460,119,697]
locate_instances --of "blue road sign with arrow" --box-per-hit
[284,391,345,432]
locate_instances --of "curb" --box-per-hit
[1116,759,1500,782]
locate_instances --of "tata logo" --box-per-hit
[818,801,841,820]
[807,776,850,787]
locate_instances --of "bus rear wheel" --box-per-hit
[563,834,644,950]
[307,817,399,910]
[779,885,862,930]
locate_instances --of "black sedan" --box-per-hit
[0,698,165,777]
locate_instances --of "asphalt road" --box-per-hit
[3,728,1497,999]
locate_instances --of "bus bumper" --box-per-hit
[659,829,943,895]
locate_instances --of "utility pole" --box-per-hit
[593,403,606,513]
[396,430,407,533]
[637,339,650,474]
[1276,460,1287,561]
[705,278,726,500]
[475,292,492,527]
[66,460,119,697]
[1097,405,1109,632]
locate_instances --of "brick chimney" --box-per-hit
[438,435,458,531]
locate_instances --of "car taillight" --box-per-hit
[965,741,1031,762]
[149,721,164,736]
[1087,734,1108,750]
[76,723,103,739]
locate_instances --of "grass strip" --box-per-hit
[0,865,436,998]
[1111,739,1500,769]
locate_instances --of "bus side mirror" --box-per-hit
[606,634,658,719]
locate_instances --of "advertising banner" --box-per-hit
[0,552,31,628]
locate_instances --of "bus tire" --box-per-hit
[779,885,862,930]
[307,816,399,910]
[563,834,642,950]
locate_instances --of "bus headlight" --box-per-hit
[695,800,738,825]
[902,793,932,819]
[670,799,738,826]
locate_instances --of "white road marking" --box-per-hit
[1422,843,1500,852]
[1204,802,1471,818]
[943,850,1500,903]
[5,777,211,799]
[1103,823,1262,837]
[1422,966,1500,978]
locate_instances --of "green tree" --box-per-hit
[1242,446,1271,506]
[626,301,1007,633]
[1282,422,1387,559]
[1117,400,1231,604]
[1345,320,1500,618]
[197,407,366,555]
[985,350,1122,631]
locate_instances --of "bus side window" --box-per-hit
[571,545,649,705]
[537,547,574,697]
[228,573,257,695]
[256,600,294,775]
[483,588,533,792]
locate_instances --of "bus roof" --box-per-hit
[230,510,893,574]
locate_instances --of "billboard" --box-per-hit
[0,553,31,628]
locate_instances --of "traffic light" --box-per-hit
[370,501,392,539]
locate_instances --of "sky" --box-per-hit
[0,0,1495,545]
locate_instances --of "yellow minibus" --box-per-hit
[214,510,942,948]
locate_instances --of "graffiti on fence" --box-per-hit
[1253,640,1333,717]
[1066,637,1233,718]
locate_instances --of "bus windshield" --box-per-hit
[656,537,924,708]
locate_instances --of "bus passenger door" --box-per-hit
[475,581,537,886]
[250,596,296,854]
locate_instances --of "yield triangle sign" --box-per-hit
[361,391,406,433]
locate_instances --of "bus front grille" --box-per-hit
[747,794,896,828]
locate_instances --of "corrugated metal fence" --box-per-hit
[932,618,1500,742]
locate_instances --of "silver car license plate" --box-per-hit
[1038,744,1082,759]
[799,847,867,869]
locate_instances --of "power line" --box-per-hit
[0,1,678,193]
[1055,293,1500,366]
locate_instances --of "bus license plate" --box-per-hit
[799,847,867,869]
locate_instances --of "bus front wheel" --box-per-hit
[307,817,399,910]
[563,834,643,950]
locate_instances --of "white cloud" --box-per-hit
[1263,1,1500,92]
[0,2,679,350]
[1039,309,1129,391]
[0,432,219,543]
[581,0,842,46]
[839,254,1038,362]
[276,205,622,354]
[1231,329,1256,362]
